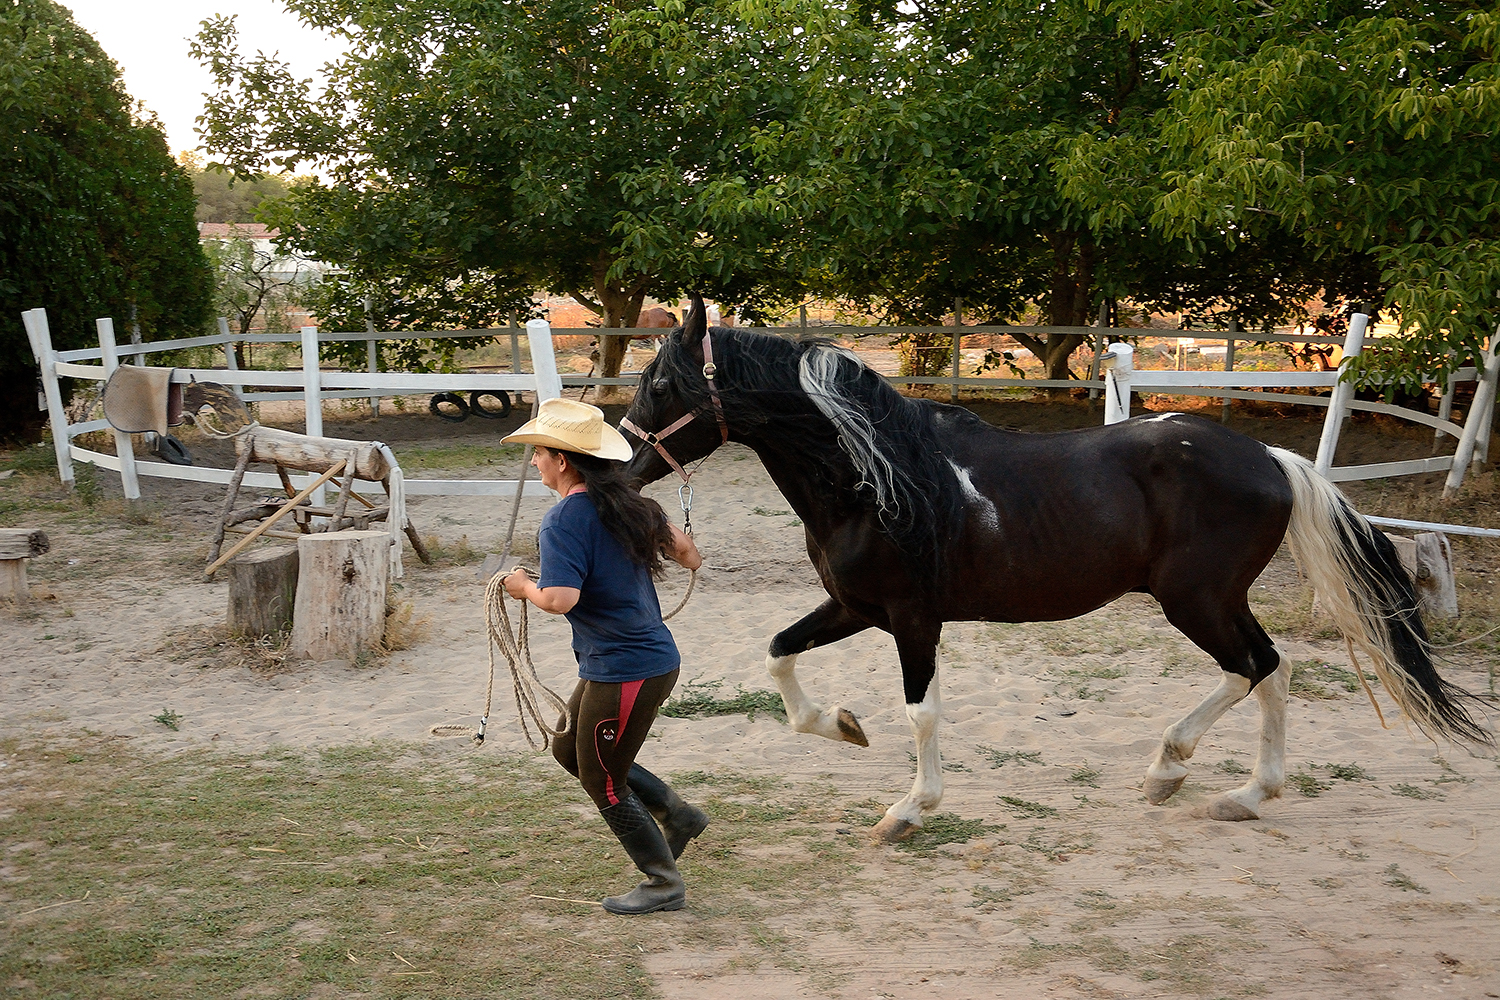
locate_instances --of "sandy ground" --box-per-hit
[3,395,1499,999]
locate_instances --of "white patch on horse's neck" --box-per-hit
[947,460,999,532]
[798,344,904,521]
[1141,412,1184,422]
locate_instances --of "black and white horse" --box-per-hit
[621,300,1491,840]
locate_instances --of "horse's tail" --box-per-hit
[1267,446,1492,747]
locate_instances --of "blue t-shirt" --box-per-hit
[537,492,680,683]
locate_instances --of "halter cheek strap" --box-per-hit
[619,328,729,484]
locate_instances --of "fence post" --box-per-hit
[526,319,563,402]
[950,297,963,404]
[1313,312,1369,478]
[95,318,141,500]
[1101,343,1134,424]
[301,325,325,507]
[217,317,246,400]
[21,308,75,487]
[364,297,380,417]
[1443,326,1500,498]
[1222,319,1238,424]
[509,313,522,375]
[1433,354,1457,455]
[1087,299,1109,405]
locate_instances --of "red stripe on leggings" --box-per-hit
[601,679,645,806]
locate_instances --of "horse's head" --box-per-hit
[621,293,730,488]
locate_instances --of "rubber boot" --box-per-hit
[599,794,686,915]
[628,764,710,860]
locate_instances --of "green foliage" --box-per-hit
[0,0,212,442]
[185,160,289,224]
[659,679,788,723]
[1073,1,1500,383]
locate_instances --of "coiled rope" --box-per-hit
[430,562,697,746]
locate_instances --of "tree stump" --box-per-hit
[0,529,49,604]
[1385,531,1459,619]
[227,545,299,638]
[291,530,389,661]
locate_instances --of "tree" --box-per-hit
[203,232,304,368]
[0,0,211,442]
[179,152,290,224]
[193,0,810,385]
[1065,0,1500,389]
[614,0,1179,380]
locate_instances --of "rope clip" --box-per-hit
[678,483,693,514]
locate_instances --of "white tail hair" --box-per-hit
[1268,446,1489,745]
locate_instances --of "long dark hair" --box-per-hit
[543,447,674,577]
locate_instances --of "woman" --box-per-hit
[501,398,708,915]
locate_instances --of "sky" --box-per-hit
[59,1,347,157]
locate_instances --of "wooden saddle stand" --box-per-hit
[183,383,431,577]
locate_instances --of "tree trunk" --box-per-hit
[227,544,299,637]
[589,255,649,400]
[1003,232,1098,385]
[290,529,389,661]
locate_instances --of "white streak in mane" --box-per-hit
[798,344,904,522]
[947,460,999,533]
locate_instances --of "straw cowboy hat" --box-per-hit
[502,397,633,461]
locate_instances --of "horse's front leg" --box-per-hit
[766,599,872,746]
[871,623,943,843]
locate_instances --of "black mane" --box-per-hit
[654,327,967,589]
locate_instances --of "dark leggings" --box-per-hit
[551,668,679,809]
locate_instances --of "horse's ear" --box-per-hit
[681,292,707,352]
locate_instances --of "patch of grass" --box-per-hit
[1390,782,1444,800]
[1289,659,1362,699]
[659,679,787,723]
[977,747,1043,769]
[152,708,182,731]
[1214,758,1252,776]
[1067,765,1102,787]
[1384,863,1429,894]
[895,813,1002,854]
[421,533,481,565]
[0,738,870,999]
[999,795,1059,819]
[1318,762,1373,781]
[398,442,524,472]
[1286,771,1332,797]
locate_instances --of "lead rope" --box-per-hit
[431,491,700,746]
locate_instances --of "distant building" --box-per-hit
[196,222,328,285]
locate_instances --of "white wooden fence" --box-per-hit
[19,309,1500,535]
[21,309,563,501]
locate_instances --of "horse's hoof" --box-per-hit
[870,815,918,843]
[1208,795,1260,822]
[836,708,869,747]
[1142,774,1186,805]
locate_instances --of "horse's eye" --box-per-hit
[651,377,669,396]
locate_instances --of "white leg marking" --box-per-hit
[1144,670,1252,804]
[766,652,856,742]
[879,663,944,835]
[1210,651,1290,821]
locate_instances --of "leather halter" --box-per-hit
[619,328,729,483]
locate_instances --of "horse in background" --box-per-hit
[621,296,1491,841]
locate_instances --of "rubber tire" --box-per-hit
[154,433,193,466]
[429,392,469,422]
[468,390,511,419]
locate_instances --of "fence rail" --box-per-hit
[20,310,1500,503]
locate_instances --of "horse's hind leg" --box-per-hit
[1144,671,1252,804]
[1208,650,1289,821]
[1146,594,1285,818]
[766,599,872,746]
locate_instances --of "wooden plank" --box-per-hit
[0,529,50,560]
